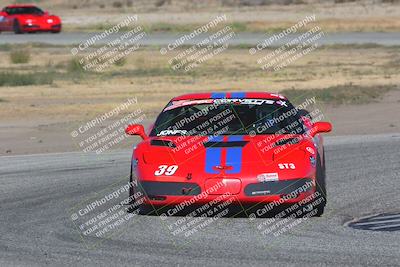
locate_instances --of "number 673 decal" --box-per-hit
[154,165,178,176]
[278,163,296,170]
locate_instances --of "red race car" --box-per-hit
[126,92,332,217]
[0,4,61,34]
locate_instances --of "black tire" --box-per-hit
[126,164,156,215]
[13,20,22,34]
[313,154,327,216]
[127,163,138,213]
[138,205,156,215]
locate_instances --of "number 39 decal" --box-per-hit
[154,165,178,176]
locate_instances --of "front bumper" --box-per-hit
[136,178,316,207]
[22,23,61,32]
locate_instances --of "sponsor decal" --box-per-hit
[257,173,279,182]
[164,99,214,111]
[278,163,296,170]
[164,95,276,111]
[214,98,275,105]
[276,100,288,107]
[251,190,271,196]
[157,129,187,136]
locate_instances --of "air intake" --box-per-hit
[203,141,248,148]
[150,139,176,148]
[274,138,300,147]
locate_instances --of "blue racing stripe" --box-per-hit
[231,92,246,99]
[211,92,226,99]
[226,136,243,174]
[205,135,223,174]
[227,135,243,142]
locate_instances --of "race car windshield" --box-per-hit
[150,99,306,136]
[5,7,44,15]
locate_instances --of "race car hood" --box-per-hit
[134,134,317,182]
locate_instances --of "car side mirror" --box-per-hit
[44,11,49,15]
[310,122,332,137]
[125,124,148,140]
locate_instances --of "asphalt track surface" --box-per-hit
[1,133,400,266]
[1,32,400,46]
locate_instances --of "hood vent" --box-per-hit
[204,141,248,148]
[150,139,176,148]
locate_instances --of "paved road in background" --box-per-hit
[1,32,400,46]
[1,134,399,266]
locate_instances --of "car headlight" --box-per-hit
[47,19,53,23]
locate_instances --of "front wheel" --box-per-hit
[313,154,327,216]
[13,20,22,34]
[126,164,152,215]
[127,163,137,213]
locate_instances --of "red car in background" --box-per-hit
[0,4,61,34]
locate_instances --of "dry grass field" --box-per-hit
[0,44,399,122]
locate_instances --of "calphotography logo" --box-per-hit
[161,14,236,72]
[69,15,147,72]
[69,179,145,248]
[160,14,228,54]
[250,14,325,72]
[70,97,146,154]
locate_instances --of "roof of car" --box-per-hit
[172,92,287,101]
